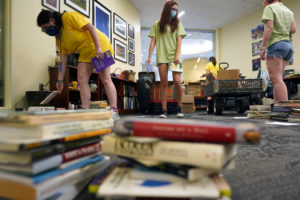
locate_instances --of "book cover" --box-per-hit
[91,50,115,72]
[114,117,261,143]
[169,62,183,73]
[0,119,113,140]
[97,167,220,198]
[102,135,237,171]
[40,91,59,105]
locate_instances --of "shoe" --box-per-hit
[177,106,184,118]
[159,109,167,118]
[111,109,120,121]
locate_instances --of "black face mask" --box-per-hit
[44,25,59,36]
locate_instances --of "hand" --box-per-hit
[260,49,266,60]
[146,57,151,64]
[96,48,104,60]
[56,81,63,93]
[174,57,180,65]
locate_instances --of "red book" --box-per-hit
[114,117,260,143]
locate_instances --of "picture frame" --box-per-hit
[252,58,261,71]
[113,13,127,40]
[42,0,60,12]
[128,52,135,66]
[65,0,90,18]
[128,38,135,53]
[252,40,262,57]
[93,1,112,42]
[128,24,135,39]
[114,38,127,63]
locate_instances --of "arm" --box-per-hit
[146,37,156,64]
[83,23,104,60]
[56,54,67,93]
[260,20,273,60]
[291,20,296,34]
[174,36,182,65]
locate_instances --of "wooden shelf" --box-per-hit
[49,65,137,114]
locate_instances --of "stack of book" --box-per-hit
[271,100,300,121]
[0,109,114,200]
[97,117,261,199]
[247,105,272,119]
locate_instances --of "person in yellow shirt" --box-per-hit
[37,10,118,118]
[205,56,222,80]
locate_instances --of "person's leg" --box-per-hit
[172,71,183,106]
[99,66,117,109]
[77,62,93,109]
[158,63,169,111]
[266,58,288,103]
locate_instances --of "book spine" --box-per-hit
[102,136,225,170]
[63,128,111,142]
[62,142,101,162]
[131,121,237,143]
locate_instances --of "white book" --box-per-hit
[97,167,219,198]
[0,118,113,140]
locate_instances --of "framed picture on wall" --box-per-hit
[128,24,135,39]
[93,1,111,42]
[42,0,60,12]
[252,58,261,71]
[114,38,127,63]
[128,52,135,66]
[113,13,127,40]
[65,0,90,17]
[128,38,135,52]
[252,40,262,57]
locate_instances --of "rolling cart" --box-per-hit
[204,78,264,115]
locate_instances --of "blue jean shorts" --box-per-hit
[266,41,294,61]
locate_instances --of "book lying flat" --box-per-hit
[91,50,115,72]
[97,167,220,198]
[40,91,59,105]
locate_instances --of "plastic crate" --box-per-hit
[204,79,263,96]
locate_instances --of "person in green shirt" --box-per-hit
[260,0,296,103]
[146,0,186,118]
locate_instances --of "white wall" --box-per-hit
[6,0,141,108]
[218,0,299,78]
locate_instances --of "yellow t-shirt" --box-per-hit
[205,62,222,76]
[56,12,113,62]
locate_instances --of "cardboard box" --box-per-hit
[182,94,194,103]
[150,83,174,101]
[187,82,201,96]
[217,69,240,80]
[182,103,194,113]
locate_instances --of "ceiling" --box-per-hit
[129,0,263,30]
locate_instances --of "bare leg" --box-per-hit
[172,71,183,106]
[158,63,169,110]
[77,62,93,109]
[267,58,288,103]
[99,66,117,108]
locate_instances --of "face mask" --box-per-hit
[45,25,59,36]
[171,10,177,19]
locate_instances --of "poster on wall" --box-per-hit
[251,24,264,41]
[114,38,127,63]
[93,1,111,42]
[252,58,261,71]
[252,40,262,57]
[114,13,127,40]
[128,52,135,66]
[42,0,60,12]
[65,0,90,17]
[128,38,135,52]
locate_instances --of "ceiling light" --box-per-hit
[178,11,185,18]
[197,58,201,63]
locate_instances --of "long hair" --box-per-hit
[266,0,281,3]
[159,0,179,34]
[37,9,63,29]
[209,56,217,66]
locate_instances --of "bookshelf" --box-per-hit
[49,66,137,114]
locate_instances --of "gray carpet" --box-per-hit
[127,111,300,200]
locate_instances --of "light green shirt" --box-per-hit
[148,21,186,65]
[261,2,294,47]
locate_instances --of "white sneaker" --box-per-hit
[159,109,167,118]
[111,110,120,121]
[177,106,184,118]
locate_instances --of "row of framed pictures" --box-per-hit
[42,0,136,65]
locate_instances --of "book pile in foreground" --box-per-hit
[270,100,300,122]
[0,109,114,200]
[247,105,272,119]
[96,117,261,199]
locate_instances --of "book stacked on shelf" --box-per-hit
[247,105,272,119]
[97,117,261,199]
[0,109,114,200]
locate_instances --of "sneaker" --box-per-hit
[177,106,184,118]
[111,110,120,121]
[159,109,167,118]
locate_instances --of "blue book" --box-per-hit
[91,51,115,72]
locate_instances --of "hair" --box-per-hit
[159,0,179,34]
[37,9,63,29]
[266,0,281,3]
[209,56,217,66]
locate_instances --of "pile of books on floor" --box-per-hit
[247,105,272,119]
[96,117,261,199]
[271,100,300,122]
[0,109,114,200]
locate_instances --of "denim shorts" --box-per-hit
[266,41,294,61]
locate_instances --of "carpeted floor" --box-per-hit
[126,110,300,200]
